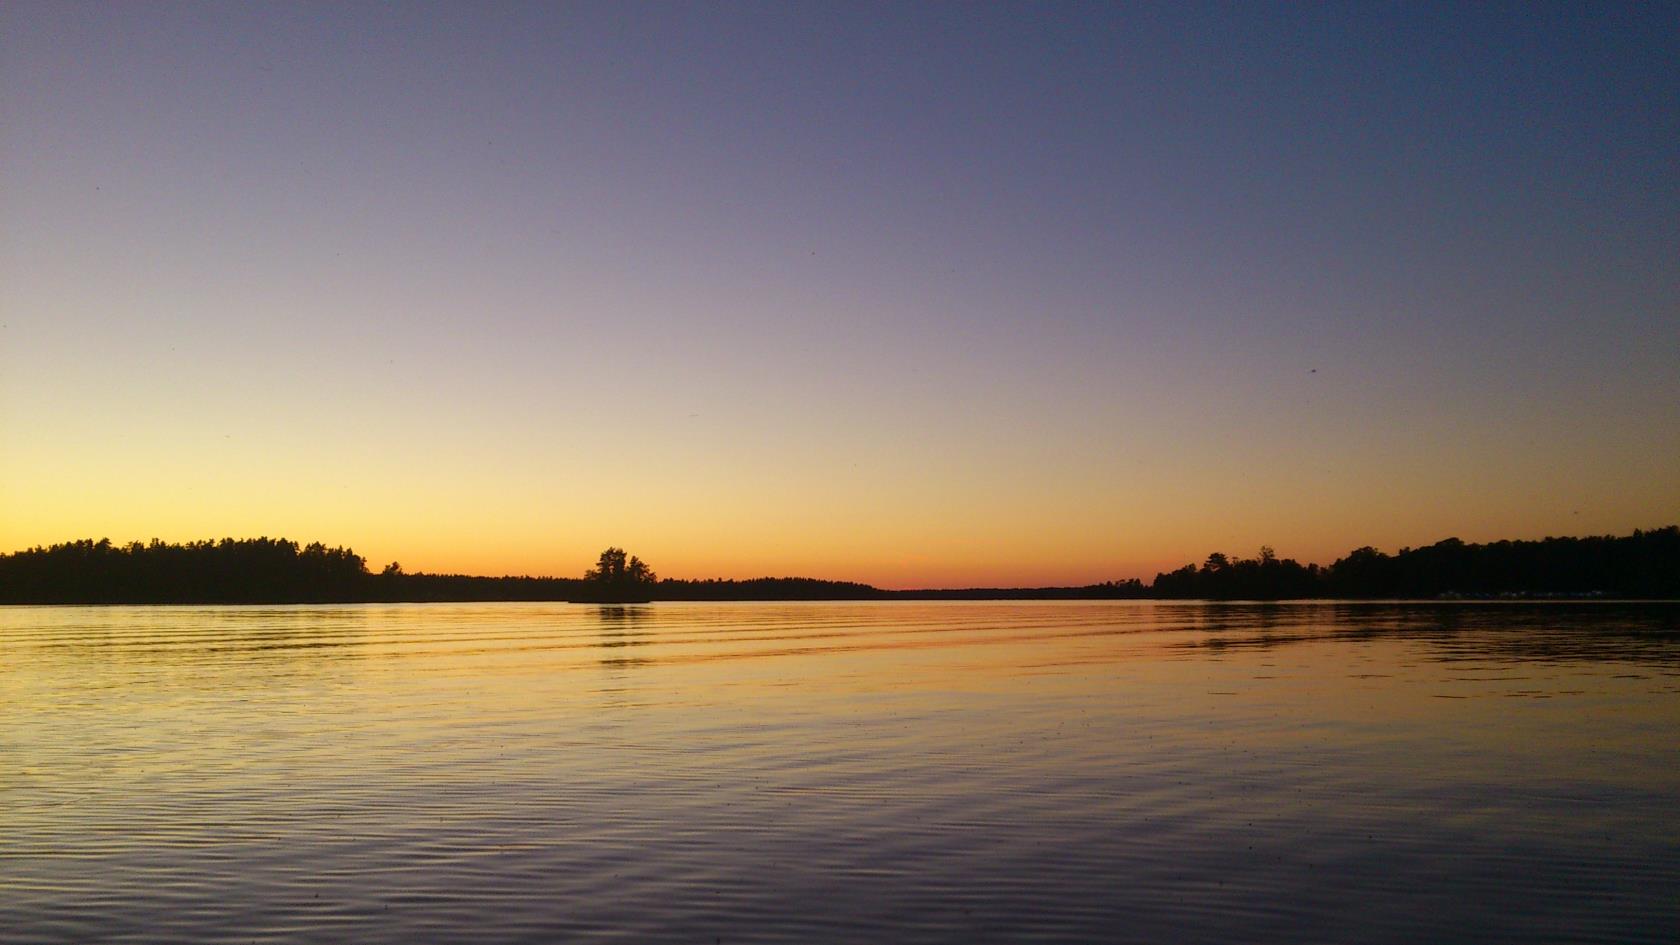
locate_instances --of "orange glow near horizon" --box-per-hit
[4,413,1673,588]
[4,5,1677,589]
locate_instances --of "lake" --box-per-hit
[3,601,1677,943]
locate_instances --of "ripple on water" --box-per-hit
[1,601,1678,944]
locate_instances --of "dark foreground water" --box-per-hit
[3,601,1678,944]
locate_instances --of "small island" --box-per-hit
[569,547,658,604]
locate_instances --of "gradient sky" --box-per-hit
[3,2,1676,587]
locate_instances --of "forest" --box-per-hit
[0,528,1674,604]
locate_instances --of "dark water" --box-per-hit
[4,601,1678,943]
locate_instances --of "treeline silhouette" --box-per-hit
[1150,529,1680,599]
[884,580,1148,601]
[658,577,884,600]
[0,538,586,604]
[1,528,1675,604]
[0,538,373,604]
[640,578,1147,601]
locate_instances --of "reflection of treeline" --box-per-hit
[1,527,1675,604]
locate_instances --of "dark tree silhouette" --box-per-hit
[576,547,658,602]
[0,537,369,604]
[0,527,1674,604]
[1146,527,1679,599]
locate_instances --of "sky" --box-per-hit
[2,2,1676,587]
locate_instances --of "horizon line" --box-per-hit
[7,525,1675,592]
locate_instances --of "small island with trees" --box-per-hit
[571,547,658,603]
[0,527,1675,605]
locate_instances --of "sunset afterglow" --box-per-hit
[3,4,1675,586]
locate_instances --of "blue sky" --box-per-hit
[3,2,1675,584]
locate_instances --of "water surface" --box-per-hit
[4,601,1678,943]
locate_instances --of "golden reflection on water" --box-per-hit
[3,602,1678,943]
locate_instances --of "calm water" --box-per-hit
[4,601,1678,944]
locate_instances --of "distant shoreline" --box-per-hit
[2,527,1675,605]
[7,596,1677,608]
